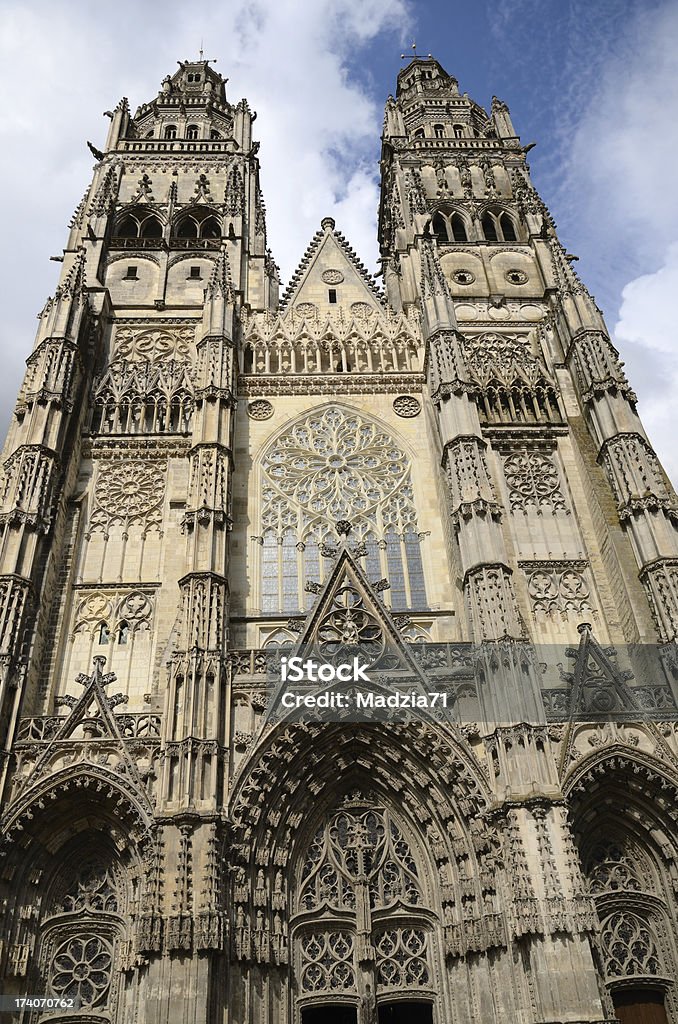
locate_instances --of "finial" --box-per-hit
[321,216,335,231]
[336,520,352,537]
[400,40,432,60]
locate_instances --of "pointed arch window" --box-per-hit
[482,208,520,242]
[432,208,468,244]
[173,207,222,246]
[293,797,435,1014]
[114,207,163,241]
[258,408,427,613]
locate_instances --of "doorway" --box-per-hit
[302,1006,357,1024]
[613,989,669,1024]
[378,1002,434,1023]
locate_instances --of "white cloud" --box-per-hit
[0,0,411,436]
[558,1,678,486]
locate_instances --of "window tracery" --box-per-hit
[259,408,426,612]
[49,934,114,1008]
[295,797,433,1008]
[298,806,423,914]
[600,911,661,980]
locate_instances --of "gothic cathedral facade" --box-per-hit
[1,55,678,1024]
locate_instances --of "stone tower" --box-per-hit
[1,53,678,1024]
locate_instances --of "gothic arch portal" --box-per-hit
[228,720,496,1023]
[0,772,154,1023]
[565,746,678,1023]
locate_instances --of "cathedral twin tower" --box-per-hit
[1,55,678,1024]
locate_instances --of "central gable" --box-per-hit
[282,216,383,316]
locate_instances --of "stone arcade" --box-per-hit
[1,55,678,1024]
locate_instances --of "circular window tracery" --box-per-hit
[50,934,113,1008]
[262,407,411,530]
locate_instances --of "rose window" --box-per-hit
[262,407,409,526]
[259,409,427,613]
[49,934,113,1008]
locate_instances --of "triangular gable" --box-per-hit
[560,623,639,721]
[281,217,383,314]
[266,540,447,724]
[14,657,149,800]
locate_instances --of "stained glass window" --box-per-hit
[259,409,427,612]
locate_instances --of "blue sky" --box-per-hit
[1,0,677,478]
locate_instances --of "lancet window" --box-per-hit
[432,207,468,243]
[258,408,427,613]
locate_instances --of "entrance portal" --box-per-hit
[613,989,669,1024]
[378,1002,434,1023]
[302,1006,358,1024]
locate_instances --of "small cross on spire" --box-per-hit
[400,39,432,60]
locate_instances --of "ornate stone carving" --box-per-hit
[261,407,416,537]
[49,934,113,1008]
[375,928,429,987]
[247,399,274,420]
[90,460,165,535]
[113,324,197,363]
[392,395,421,417]
[522,561,591,617]
[321,269,344,284]
[501,448,567,513]
[300,931,355,992]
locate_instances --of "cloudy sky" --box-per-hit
[1,0,677,480]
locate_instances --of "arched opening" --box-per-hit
[114,208,163,241]
[481,212,498,241]
[500,211,517,241]
[432,212,449,241]
[414,128,425,140]
[177,217,198,238]
[164,124,177,140]
[433,124,445,139]
[140,215,162,238]
[569,759,678,1024]
[97,621,110,645]
[453,124,464,138]
[450,212,468,242]
[293,794,437,1020]
[186,124,199,140]
[173,207,222,244]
